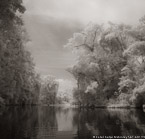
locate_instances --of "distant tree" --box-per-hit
[40,76,59,105]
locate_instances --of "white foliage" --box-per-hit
[124,41,145,56]
[85,81,98,94]
[105,32,116,41]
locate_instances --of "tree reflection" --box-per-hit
[72,108,145,137]
[0,106,39,139]
[0,106,58,139]
[0,107,145,139]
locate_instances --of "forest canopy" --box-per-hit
[1,0,145,108]
[0,0,42,105]
[65,16,145,108]
[0,0,61,106]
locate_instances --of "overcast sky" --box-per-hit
[23,0,145,80]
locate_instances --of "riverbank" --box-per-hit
[1,103,145,110]
[72,104,145,109]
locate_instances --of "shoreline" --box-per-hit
[0,104,144,109]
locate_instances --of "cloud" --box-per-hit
[23,0,145,80]
[24,0,145,24]
[24,14,81,79]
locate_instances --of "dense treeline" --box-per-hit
[0,0,41,105]
[66,16,145,108]
[39,76,59,105]
[0,0,60,106]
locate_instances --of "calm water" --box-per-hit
[0,106,145,139]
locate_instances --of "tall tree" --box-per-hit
[0,0,40,105]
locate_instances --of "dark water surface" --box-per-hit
[0,106,145,139]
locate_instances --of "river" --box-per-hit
[0,106,145,139]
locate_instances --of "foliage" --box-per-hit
[66,17,145,107]
[130,82,145,107]
[39,76,59,105]
[0,0,41,105]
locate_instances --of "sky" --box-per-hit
[23,0,145,81]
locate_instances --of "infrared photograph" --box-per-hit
[0,0,145,139]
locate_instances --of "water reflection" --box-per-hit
[0,106,145,139]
